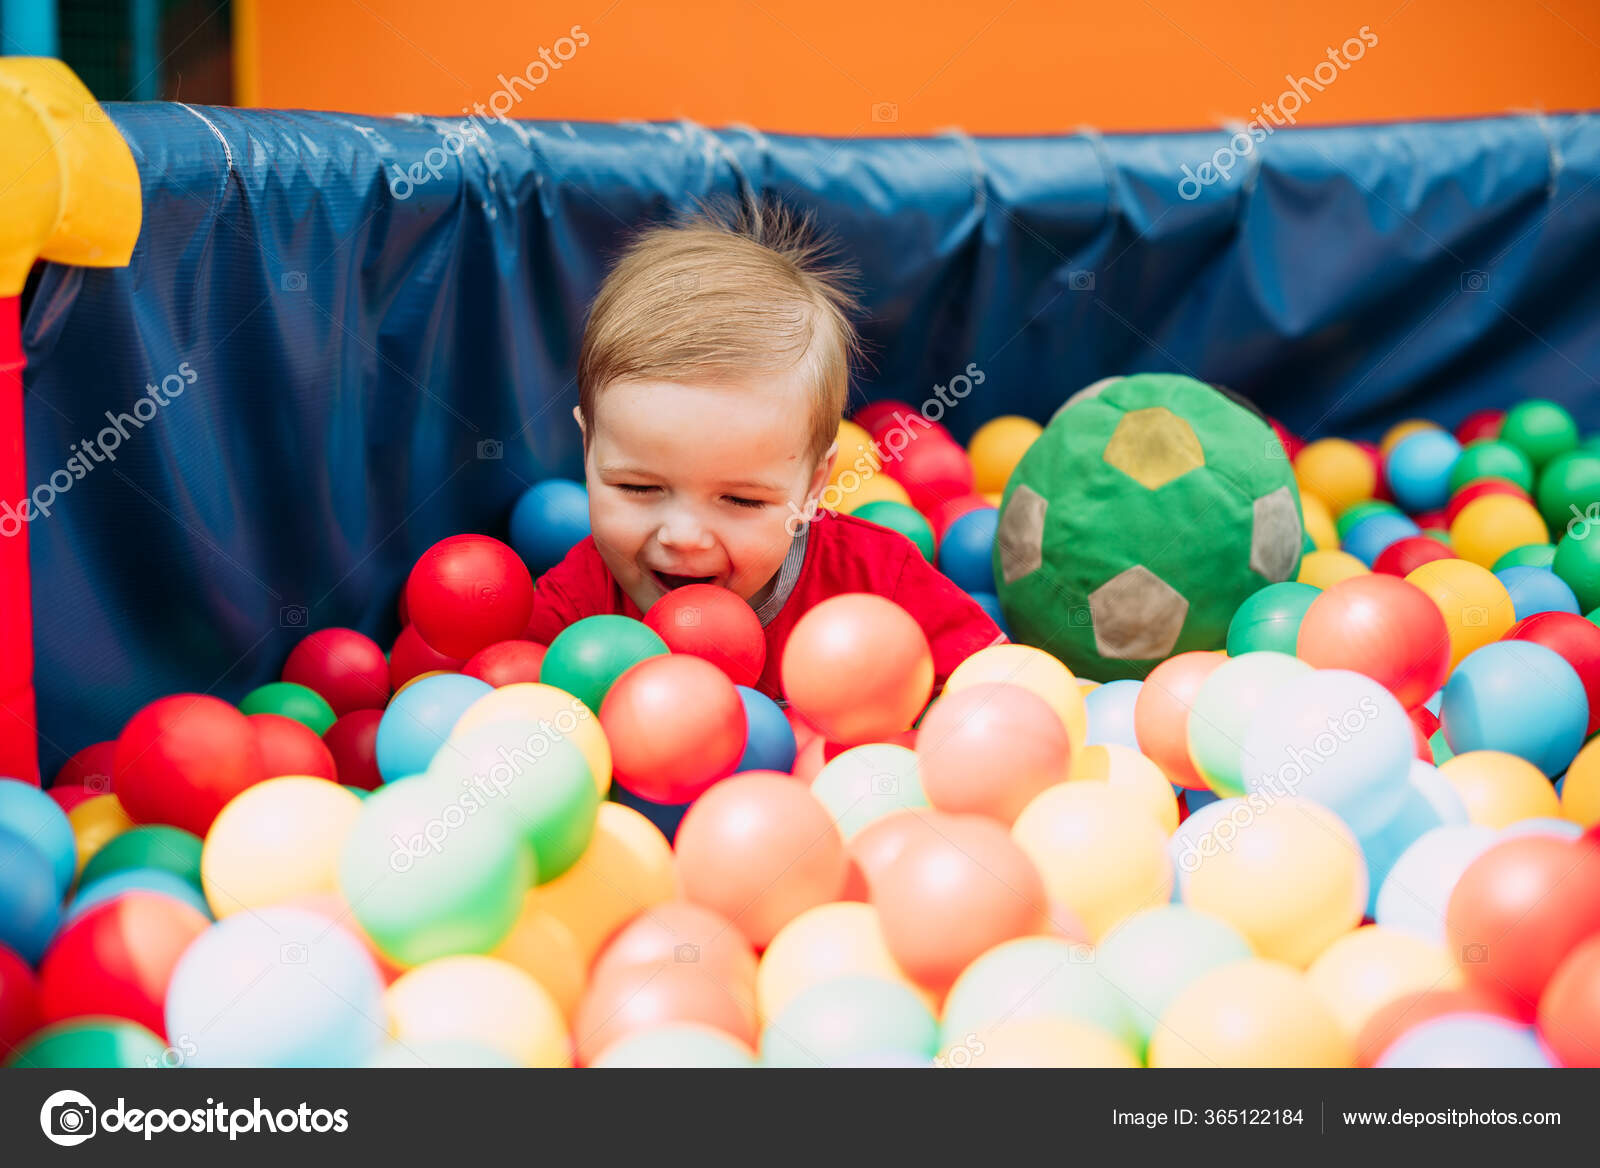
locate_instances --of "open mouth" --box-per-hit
[651,570,719,592]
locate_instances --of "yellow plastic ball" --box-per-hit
[830,420,880,487]
[1304,925,1463,1040]
[968,415,1043,495]
[835,471,913,513]
[1300,493,1339,551]
[1297,548,1369,589]
[1294,438,1376,516]
[1067,744,1180,834]
[945,644,1088,752]
[1078,679,1100,695]
[451,682,612,794]
[1561,737,1600,829]
[202,777,362,917]
[386,955,571,1067]
[1149,959,1353,1067]
[490,892,588,1020]
[968,1017,1141,1068]
[1380,418,1442,457]
[1180,797,1366,968]
[67,793,134,876]
[756,901,931,1023]
[1404,558,1517,670]
[981,491,1003,507]
[1438,750,1561,828]
[1449,494,1550,569]
[1012,781,1172,940]
[534,802,675,962]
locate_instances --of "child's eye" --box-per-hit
[616,484,657,496]
[725,496,767,510]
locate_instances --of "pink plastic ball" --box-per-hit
[916,683,1071,823]
[600,655,747,803]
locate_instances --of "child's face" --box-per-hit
[579,374,835,615]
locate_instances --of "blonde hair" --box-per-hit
[578,201,860,465]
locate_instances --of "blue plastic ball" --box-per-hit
[735,686,796,773]
[1355,761,1466,918]
[1494,565,1581,619]
[1386,429,1463,513]
[509,479,590,575]
[1440,640,1588,776]
[968,591,1010,637]
[1341,511,1421,566]
[0,825,62,963]
[608,783,690,843]
[64,869,215,927]
[0,778,75,897]
[1084,679,1142,751]
[1376,1016,1553,1068]
[938,508,998,594]
[375,673,493,782]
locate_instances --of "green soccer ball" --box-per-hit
[994,373,1304,680]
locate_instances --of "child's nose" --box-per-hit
[656,507,715,551]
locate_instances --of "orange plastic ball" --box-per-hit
[781,594,933,745]
[915,683,1070,824]
[1295,574,1451,710]
[1133,651,1226,790]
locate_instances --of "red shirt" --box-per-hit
[525,512,1007,701]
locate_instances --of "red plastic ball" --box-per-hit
[45,785,99,814]
[404,534,535,659]
[249,713,337,782]
[1268,416,1304,461]
[281,628,390,715]
[1372,535,1454,577]
[853,399,916,434]
[0,942,40,1062]
[114,695,265,836]
[322,710,384,791]
[462,640,548,687]
[1456,409,1505,445]
[1445,477,1531,526]
[1295,575,1451,709]
[1539,934,1600,1067]
[643,584,766,687]
[600,655,747,803]
[53,741,117,792]
[1411,706,1439,762]
[1354,440,1393,502]
[859,400,954,446]
[781,594,934,746]
[886,436,976,515]
[1446,836,1600,1020]
[37,893,209,1036]
[1504,611,1600,734]
[1411,509,1448,531]
[389,624,465,690]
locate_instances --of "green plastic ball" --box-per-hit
[77,825,203,897]
[1449,440,1535,495]
[1335,500,1401,540]
[1500,399,1579,471]
[6,1019,167,1068]
[539,615,667,713]
[940,936,1139,1053]
[1492,543,1557,572]
[1226,581,1321,656]
[1554,529,1600,614]
[851,500,935,561]
[762,975,938,1067]
[1429,726,1454,764]
[1535,450,1600,532]
[240,681,336,735]
[1188,651,1313,797]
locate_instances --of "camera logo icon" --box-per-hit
[1067,270,1095,291]
[675,607,701,627]
[1461,605,1488,628]
[41,1090,97,1147]
[1460,270,1489,292]
[870,774,900,796]
[280,941,308,965]
[673,943,700,964]
[675,272,700,292]
[280,605,308,628]
[871,102,898,123]
[1460,942,1489,964]
[477,438,504,460]
[281,271,308,292]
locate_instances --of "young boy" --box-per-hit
[524,204,1005,701]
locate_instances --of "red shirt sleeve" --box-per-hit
[523,537,617,645]
[886,537,1008,691]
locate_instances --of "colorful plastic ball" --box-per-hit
[540,615,668,715]
[1149,959,1352,1067]
[1449,493,1548,569]
[1134,650,1225,790]
[929,493,992,541]
[202,778,362,917]
[1501,399,1579,471]
[945,643,1088,751]
[365,1038,520,1068]
[858,398,949,442]
[1297,548,1369,589]
[66,793,133,875]
[405,534,535,659]
[675,773,846,948]
[781,594,933,746]
[959,1016,1138,1067]
[462,640,547,687]
[164,906,386,1066]
[1357,763,1468,916]
[915,683,1069,824]
[487,894,587,1017]
[593,900,756,996]
[1304,924,1462,1041]
[1187,652,1312,797]
[1357,439,1392,501]
[338,775,530,966]
[590,1022,757,1068]
[1268,415,1304,460]
[873,813,1044,992]
[0,778,74,896]
[508,478,590,575]
[322,709,383,791]
[1563,738,1600,828]
[1225,582,1318,656]
[1438,751,1562,827]
[887,434,976,515]
[1295,574,1450,710]
[1375,1014,1553,1067]
[1536,449,1600,529]
[0,942,39,1061]
[239,681,337,736]
[733,686,795,773]
[969,415,1043,494]
[1456,409,1504,445]
[1450,440,1536,495]
[0,827,61,964]
[761,975,937,1067]
[600,654,745,804]
[1539,935,1600,1067]
[1385,429,1462,514]
[5,1017,166,1068]
[1444,476,1532,527]
[1446,834,1600,1019]
[536,803,676,962]
[374,672,492,783]
[388,624,465,689]
[1495,542,1558,571]
[642,583,766,686]
[1404,558,1517,669]
[755,901,920,1023]
[53,741,117,791]
[249,712,337,783]
[452,681,611,795]
[1496,565,1581,618]
[1342,511,1421,567]
[937,507,998,594]
[389,955,569,1067]
[810,744,927,840]
[1300,493,1338,550]
[281,627,390,715]
[835,469,913,512]
[1380,419,1442,458]
[1502,817,1585,842]
[1553,526,1600,613]
[1067,745,1180,834]
[853,499,936,562]
[1083,678,1142,750]
[79,824,202,898]
[1335,500,1401,540]
[65,869,212,927]
[1294,438,1376,515]
[1355,984,1518,1065]
[114,694,265,837]
[1440,641,1588,776]
[831,418,881,484]
[574,957,754,1068]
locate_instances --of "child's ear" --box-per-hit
[808,440,839,503]
[573,406,588,449]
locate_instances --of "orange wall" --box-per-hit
[237,0,1600,134]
